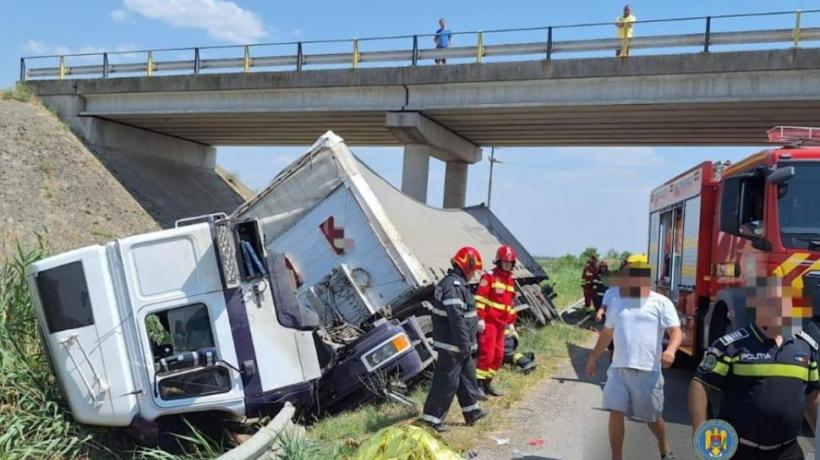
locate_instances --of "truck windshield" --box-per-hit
[778,162,820,249]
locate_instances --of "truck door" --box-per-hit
[117,224,244,415]
[27,246,139,426]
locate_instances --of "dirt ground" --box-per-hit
[0,99,158,257]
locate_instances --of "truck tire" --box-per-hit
[518,286,547,326]
[525,284,554,324]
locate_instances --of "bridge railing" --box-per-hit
[19,9,820,81]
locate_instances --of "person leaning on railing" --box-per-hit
[616,4,636,57]
[434,18,452,65]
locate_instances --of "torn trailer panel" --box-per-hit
[231,131,548,326]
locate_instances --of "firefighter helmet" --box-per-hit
[494,245,518,267]
[451,246,483,276]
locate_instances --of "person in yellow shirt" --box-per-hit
[616,5,636,57]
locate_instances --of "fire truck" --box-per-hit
[647,127,820,358]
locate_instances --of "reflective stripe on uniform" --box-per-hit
[428,306,448,317]
[475,295,510,312]
[422,414,442,424]
[491,282,515,292]
[461,403,480,413]
[463,310,477,318]
[810,364,819,382]
[733,363,810,381]
[711,361,730,376]
[476,369,490,379]
[433,341,461,353]
[442,298,466,307]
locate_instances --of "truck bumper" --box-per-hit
[317,321,425,414]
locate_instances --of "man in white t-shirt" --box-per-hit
[586,257,682,460]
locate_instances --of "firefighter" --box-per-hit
[504,325,536,373]
[475,245,518,397]
[421,247,488,433]
[689,275,820,459]
[592,261,609,311]
[581,255,599,311]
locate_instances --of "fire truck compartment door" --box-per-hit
[28,246,139,426]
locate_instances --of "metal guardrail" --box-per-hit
[19,9,820,81]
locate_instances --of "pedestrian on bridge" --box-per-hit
[434,18,452,65]
[586,257,682,460]
[616,5,636,57]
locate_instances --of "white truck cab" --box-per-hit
[27,217,421,442]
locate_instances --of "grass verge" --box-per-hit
[307,322,591,457]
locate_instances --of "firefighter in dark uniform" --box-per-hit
[421,246,489,432]
[592,260,609,310]
[582,255,599,311]
[689,276,820,460]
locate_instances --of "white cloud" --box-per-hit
[123,0,268,44]
[22,39,48,55]
[111,9,129,22]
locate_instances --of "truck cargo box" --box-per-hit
[232,132,547,326]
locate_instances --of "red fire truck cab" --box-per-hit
[647,127,820,358]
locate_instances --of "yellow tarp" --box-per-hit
[350,425,462,460]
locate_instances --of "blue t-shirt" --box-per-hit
[435,28,451,48]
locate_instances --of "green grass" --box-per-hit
[0,243,106,459]
[538,255,585,309]
[2,83,35,103]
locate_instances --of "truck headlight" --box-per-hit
[362,334,412,372]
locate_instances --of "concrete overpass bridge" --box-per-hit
[23,9,820,210]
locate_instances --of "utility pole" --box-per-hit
[487,147,501,209]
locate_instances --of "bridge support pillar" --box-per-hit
[40,95,216,169]
[443,161,468,208]
[386,111,480,207]
[401,144,431,203]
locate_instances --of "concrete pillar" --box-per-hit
[401,144,431,203]
[443,161,468,208]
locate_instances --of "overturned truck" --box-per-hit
[26,132,555,442]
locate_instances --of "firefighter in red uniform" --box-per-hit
[581,255,599,311]
[474,245,518,397]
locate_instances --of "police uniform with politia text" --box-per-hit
[694,324,820,458]
[421,266,486,431]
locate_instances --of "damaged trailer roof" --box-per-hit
[232,131,546,283]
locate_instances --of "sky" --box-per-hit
[3,0,819,256]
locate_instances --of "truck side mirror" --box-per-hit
[767,166,795,185]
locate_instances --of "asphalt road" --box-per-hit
[473,334,816,460]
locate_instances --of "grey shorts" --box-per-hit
[602,367,664,422]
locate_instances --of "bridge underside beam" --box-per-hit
[77,101,820,146]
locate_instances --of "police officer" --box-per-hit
[421,247,489,432]
[689,276,820,460]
